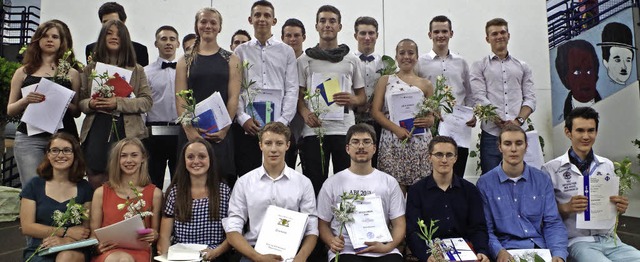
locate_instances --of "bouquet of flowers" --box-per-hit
[304,88,329,174]
[26,198,89,262]
[117,181,153,220]
[240,60,258,119]
[613,157,639,245]
[376,55,397,76]
[509,251,545,262]
[416,219,450,262]
[473,104,500,123]
[176,89,198,125]
[401,75,455,144]
[331,192,364,262]
[51,50,74,84]
[89,70,115,99]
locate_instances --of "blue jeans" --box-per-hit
[13,132,48,187]
[569,235,640,262]
[480,131,502,174]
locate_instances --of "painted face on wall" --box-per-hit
[604,46,633,85]
[566,47,598,102]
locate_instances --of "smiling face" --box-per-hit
[565,117,597,158]
[316,11,341,42]
[47,138,74,172]
[429,21,453,50]
[155,30,179,60]
[355,24,377,54]
[119,144,144,176]
[249,5,276,35]
[498,131,527,167]
[197,11,221,41]
[486,25,510,53]
[185,142,210,177]
[259,131,290,166]
[604,46,633,84]
[566,47,598,102]
[346,132,376,164]
[396,40,418,71]
[106,24,121,54]
[38,27,61,55]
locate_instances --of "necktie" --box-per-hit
[161,62,177,69]
[359,54,374,62]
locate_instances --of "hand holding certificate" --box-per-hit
[254,205,309,260]
[577,171,619,229]
[345,195,393,250]
[438,105,473,148]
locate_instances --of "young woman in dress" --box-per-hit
[20,132,93,262]
[175,7,241,187]
[371,39,435,194]
[7,20,81,187]
[90,138,162,262]
[79,19,152,188]
[158,139,231,261]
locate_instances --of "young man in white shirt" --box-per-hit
[542,107,640,262]
[297,5,366,195]
[224,122,317,262]
[233,0,300,178]
[143,25,180,189]
[417,15,475,177]
[317,123,405,262]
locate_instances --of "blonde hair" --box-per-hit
[186,7,223,78]
[106,138,151,188]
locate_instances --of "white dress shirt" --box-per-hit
[353,51,382,101]
[233,36,299,126]
[416,49,473,107]
[144,57,178,122]
[223,165,318,245]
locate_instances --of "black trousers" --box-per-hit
[143,134,178,189]
[299,135,350,195]
[454,146,469,178]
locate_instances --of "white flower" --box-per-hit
[117,203,126,210]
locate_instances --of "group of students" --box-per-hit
[7,0,640,262]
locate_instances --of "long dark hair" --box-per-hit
[22,21,70,75]
[165,139,224,222]
[92,19,137,68]
[37,132,86,183]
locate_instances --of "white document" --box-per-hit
[523,130,544,169]
[345,195,393,250]
[167,243,207,261]
[92,62,133,96]
[20,79,74,135]
[438,105,473,148]
[255,205,309,260]
[388,89,427,136]
[94,214,148,250]
[20,84,57,136]
[310,73,346,121]
[577,171,619,229]
[194,92,232,134]
[439,238,477,262]
[507,249,552,262]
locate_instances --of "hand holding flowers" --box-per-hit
[416,219,450,262]
[175,89,198,126]
[331,192,364,262]
[401,75,455,144]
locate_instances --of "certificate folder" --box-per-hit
[399,117,425,135]
[439,238,477,262]
[254,205,309,260]
[38,238,98,256]
[94,214,148,250]
[317,78,341,106]
[194,92,232,135]
[249,101,274,126]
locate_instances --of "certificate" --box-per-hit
[194,92,232,135]
[388,89,426,136]
[438,105,473,148]
[576,171,619,229]
[310,73,346,120]
[251,88,283,126]
[254,205,309,260]
[94,214,148,250]
[21,79,75,135]
[523,130,544,169]
[345,195,393,250]
[439,238,477,262]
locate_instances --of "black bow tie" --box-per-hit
[161,62,177,69]
[359,54,374,62]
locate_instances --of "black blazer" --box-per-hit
[85,41,149,66]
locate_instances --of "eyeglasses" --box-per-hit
[48,147,73,155]
[431,152,456,159]
[349,139,374,147]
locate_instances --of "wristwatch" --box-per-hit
[515,117,525,126]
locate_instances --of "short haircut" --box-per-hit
[396,38,419,55]
[346,123,377,144]
[555,40,599,89]
[485,18,508,35]
[354,16,378,32]
[565,107,600,131]
[259,122,291,142]
[251,0,275,15]
[429,15,452,31]
[182,33,196,46]
[281,18,306,36]
[155,25,179,39]
[37,132,86,183]
[98,2,126,22]
[428,136,458,154]
[231,29,251,44]
[316,5,341,23]
[498,124,527,144]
